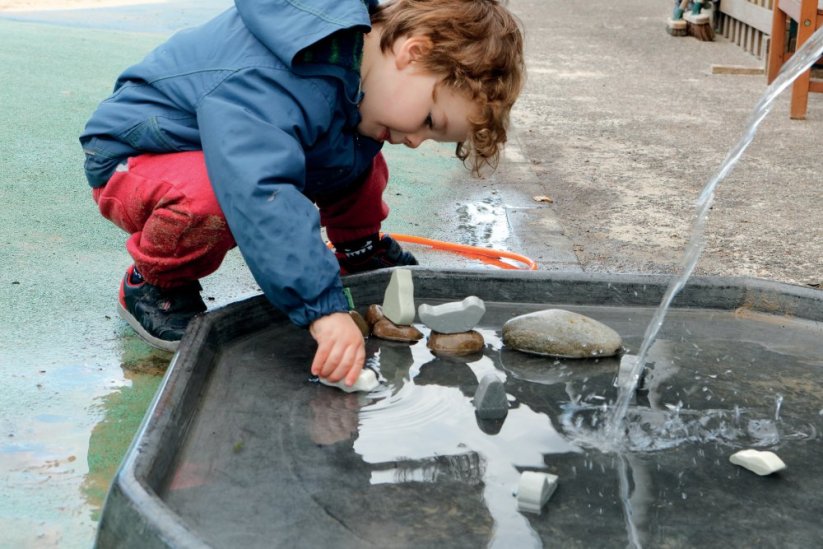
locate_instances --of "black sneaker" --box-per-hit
[334,234,418,275]
[117,265,206,352]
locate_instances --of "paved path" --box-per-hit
[511,0,822,287]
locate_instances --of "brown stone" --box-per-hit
[365,304,385,328]
[372,318,423,342]
[427,330,485,356]
[349,310,369,338]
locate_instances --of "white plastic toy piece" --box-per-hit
[616,354,646,390]
[319,368,379,393]
[516,471,558,514]
[474,373,508,420]
[382,269,415,325]
[729,449,787,476]
[418,296,486,334]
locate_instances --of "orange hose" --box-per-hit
[387,233,537,271]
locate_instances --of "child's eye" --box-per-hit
[425,114,434,129]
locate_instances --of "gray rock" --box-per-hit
[502,309,622,358]
[474,374,508,419]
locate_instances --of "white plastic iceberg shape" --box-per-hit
[382,269,415,325]
[320,368,379,393]
[729,449,787,476]
[516,471,558,514]
[418,296,486,334]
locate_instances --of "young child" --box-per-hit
[80,0,524,386]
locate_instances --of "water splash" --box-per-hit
[605,26,823,441]
[562,401,815,453]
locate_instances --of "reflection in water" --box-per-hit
[0,362,121,548]
[308,389,361,446]
[370,452,486,485]
[81,337,166,518]
[353,334,580,548]
[617,453,655,549]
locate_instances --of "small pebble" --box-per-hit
[372,319,423,342]
[427,330,485,356]
[349,310,369,337]
[365,304,385,328]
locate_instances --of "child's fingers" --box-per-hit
[318,344,345,379]
[309,312,366,383]
[343,346,366,386]
[324,343,359,383]
[311,340,333,376]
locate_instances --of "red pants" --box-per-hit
[93,151,389,288]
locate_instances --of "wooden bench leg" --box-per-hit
[767,0,789,84]
[789,0,820,119]
[790,71,811,119]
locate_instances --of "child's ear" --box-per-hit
[394,35,433,69]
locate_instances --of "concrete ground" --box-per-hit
[0,0,820,547]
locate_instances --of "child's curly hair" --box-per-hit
[371,0,525,176]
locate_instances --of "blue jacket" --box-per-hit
[80,0,383,327]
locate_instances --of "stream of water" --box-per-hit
[604,26,823,443]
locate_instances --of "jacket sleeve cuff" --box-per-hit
[287,283,351,327]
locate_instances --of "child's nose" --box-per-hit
[404,134,425,149]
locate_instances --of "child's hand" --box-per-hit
[309,312,366,386]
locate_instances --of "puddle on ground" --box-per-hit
[0,330,169,547]
[455,197,511,250]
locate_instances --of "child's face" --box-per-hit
[358,35,476,149]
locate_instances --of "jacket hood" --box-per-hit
[235,0,375,67]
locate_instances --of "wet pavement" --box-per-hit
[1,0,820,547]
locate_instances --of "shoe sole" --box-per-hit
[117,301,180,353]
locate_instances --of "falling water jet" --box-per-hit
[775,394,784,422]
[604,25,823,442]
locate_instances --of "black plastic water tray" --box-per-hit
[95,269,823,548]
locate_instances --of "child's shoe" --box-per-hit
[117,265,206,352]
[334,234,418,275]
